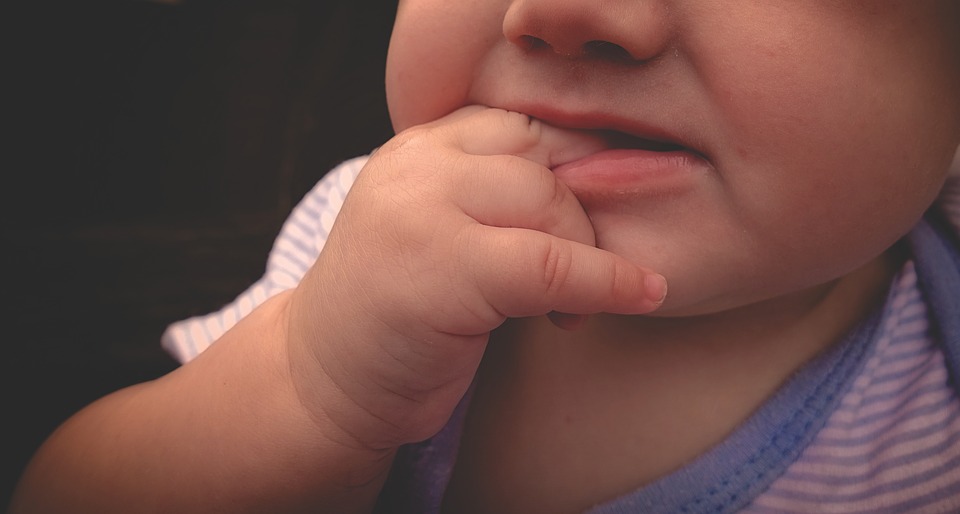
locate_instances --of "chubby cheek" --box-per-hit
[726,94,947,272]
[604,84,948,313]
[699,36,951,279]
[384,41,457,131]
[716,114,940,308]
[385,0,503,133]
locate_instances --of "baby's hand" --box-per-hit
[285,106,666,452]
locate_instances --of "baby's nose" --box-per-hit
[502,0,670,62]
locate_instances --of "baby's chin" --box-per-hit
[639,290,743,319]
[636,272,835,320]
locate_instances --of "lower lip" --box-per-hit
[551,148,708,198]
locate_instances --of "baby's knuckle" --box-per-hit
[494,109,541,147]
[450,223,483,266]
[523,115,544,140]
[543,172,570,212]
[537,239,574,300]
[386,126,432,154]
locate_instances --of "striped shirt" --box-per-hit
[163,154,960,513]
[747,266,960,513]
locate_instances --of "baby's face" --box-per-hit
[385,0,960,315]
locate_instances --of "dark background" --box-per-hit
[4,0,397,507]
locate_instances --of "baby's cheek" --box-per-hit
[385,0,498,132]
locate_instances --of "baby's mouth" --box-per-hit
[596,129,689,153]
[515,107,706,164]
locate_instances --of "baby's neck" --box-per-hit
[493,247,900,415]
[443,251,901,514]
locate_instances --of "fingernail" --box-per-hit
[644,274,668,306]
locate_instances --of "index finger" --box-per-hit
[425,106,610,170]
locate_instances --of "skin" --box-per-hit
[387,0,960,316]
[10,1,960,513]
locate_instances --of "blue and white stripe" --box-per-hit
[160,155,367,362]
[747,264,960,513]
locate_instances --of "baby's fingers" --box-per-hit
[423,106,608,168]
[457,225,667,328]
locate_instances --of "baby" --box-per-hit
[11,1,960,513]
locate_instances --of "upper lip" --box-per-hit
[496,103,702,156]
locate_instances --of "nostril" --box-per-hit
[583,40,633,61]
[515,36,636,61]
[519,35,550,51]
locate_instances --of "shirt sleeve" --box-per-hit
[160,155,369,363]
[937,144,960,233]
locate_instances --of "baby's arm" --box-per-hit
[11,291,386,513]
[10,107,665,513]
